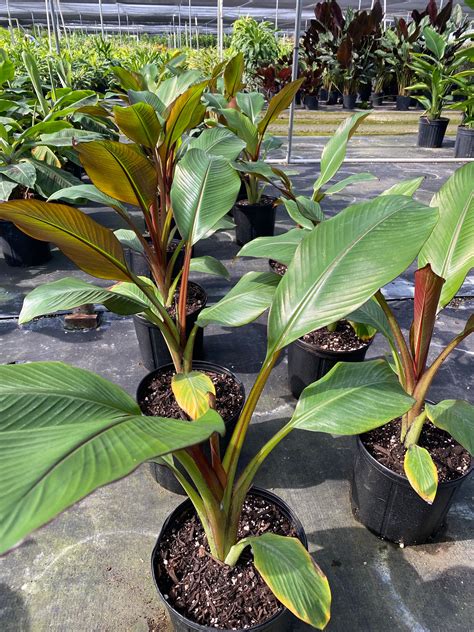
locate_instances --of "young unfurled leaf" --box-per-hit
[257,79,304,137]
[223,53,245,98]
[171,371,216,420]
[113,102,161,148]
[226,534,331,629]
[404,444,438,503]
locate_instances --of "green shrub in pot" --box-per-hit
[0,189,438,628]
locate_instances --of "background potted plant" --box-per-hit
[407,26,472,148]
[219,78,303,245]
[0,177,439,629]
[445,47,474,157]
[385,17,421,111]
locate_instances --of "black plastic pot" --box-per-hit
[319,87,328,101]
[127,238,186,280]
[418,116,449,148]
[396,95,411,111]
[133,281,206,371]
[151,487,307,631]
[343,94,357,110]
[0,220,51,267]
[138,360,245,495]
[288,334,373,399]
[234,197,277,246]
[351,436,472,545]
[370,92,383,106]
[304,94,319,110]
[327,90,339,105]
[454,125,474,158]
[358,84,371,102]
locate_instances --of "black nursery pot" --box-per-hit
[133,282,206,371]
[137,361,245,495]
[454,125,474,158]
[288,335,373,399]
[418,117,449,148]
[0,220,51,267]
[370,92,384,106]
[233,197,277,246]
[151,487,307,632]
[358,84,371,102]
[319,87,328,101]
[304,94,319,110]
[343,94,357,110]
[351,436,472,545]
[396,95,411,111]
[327,90,339,105]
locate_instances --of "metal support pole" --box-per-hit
[189,0,193,50]
[49,0,61,54]
[172,15,177,48]
[45,0,52,52]
[99,0,105,37]
[195,16,199,50]
[275,0,279,30]
[56,0,70,52]
[286,0,303,164]
[217,0,224,60]
[178,3,182,48]
[117,3,122,41]
[6,0,15,44]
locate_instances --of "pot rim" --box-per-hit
[133,281,208,325]
[235,196,277,210]
[151,486,307,632]
[293,330,374,358]
[419,116,449,124]
[136,359,246,420]
[356,431,473,489]
[457,124,474,132]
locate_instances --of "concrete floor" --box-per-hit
[0,136,472,632]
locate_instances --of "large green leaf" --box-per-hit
[171,148,240,245]
[197,271,281,328]
[156,70,203,107]
[189,256,229,279]
[32,160,82,199]
[404,445,438,503]
[423,26,446,60]
[77,141,157,211]
[0,362,224,555]
[48,184,126,212]
[0,199,130,281]
[267,196,438,355]
[22,51,49,117]
[312,112,370,193]
[238,228,305,265]
[0,178,17,201]
[236,92,265,124]
[220,108,258,156]
[111,66,145,91]
[257,79,304,137]
[128,90,167,116]
[227,534,331,629]
[346,297,394,345]
[289,360,414,434]
[113,102,161,148]
[0,162,36,187]
[188,127,245,161]
[324,173,377,195]
[419,162,474,308]
[426,400,474,454]
[159,81,207,161]
[381,177,424,197]
[19,278,148,324]
[39,129,103,146]
[223,53,244,98]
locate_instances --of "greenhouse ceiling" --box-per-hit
[0,0,470,34]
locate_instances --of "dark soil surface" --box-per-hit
[236,195,276,209]
[269,259,287,276]
[301,320,370,352]
[362,418,471,483]
[139,368,244,422]
[155,494,297,628]
[166,282,206,319]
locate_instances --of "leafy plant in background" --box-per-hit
[385,18,421,97]
[407,27,473,120]
[256,54,293,99]
[0,179,441,626]
[230,17,279,87]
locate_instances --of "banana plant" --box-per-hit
[216,78,304,203]
[0,192,438,628]
[0,75,243,371]
[237,111,385,341]
[275,163,473,504]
